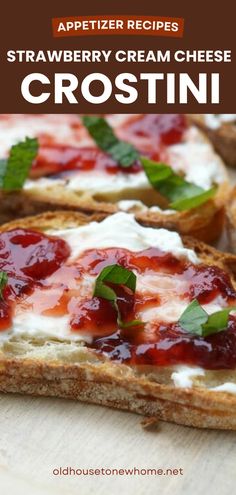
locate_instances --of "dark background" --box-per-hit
[0,0,235,112]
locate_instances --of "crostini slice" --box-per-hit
[1,211,236,429]
[0,114,229,243]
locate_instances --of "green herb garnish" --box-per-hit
[82,116,216,211]
[179,299,236,337]
[140,157,216,211]
[93,264,143,329]
[0,137,38,191]
[82,116,139,167]
[0,272,8,300]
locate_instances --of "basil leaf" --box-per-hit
[93,264,143,329]
[118,319,144,329]
[94,264,136,292]
[202,307,236,337]
[0,137,38,191]
[179,299,208,335]
[179,299,236,337]
[170,187,217,211]
[141,157,217,212]
[82,116,216,211]
[0,159,7,187]
[0,272,8,300]
[140,160,173,185]
[82,116,139,167]
[158,177,203,203]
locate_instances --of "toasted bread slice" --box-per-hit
[0,114,229,243]
[189,114,236,168]
[0,182,228,244]
[1,211,236,430]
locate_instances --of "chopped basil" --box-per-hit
[141,157,216,211]
[0,137,38,191]
[82,116,139,167]
[93,264,143,329]
[0,272,8,300]
[179,299,208,335]
[82,116,217,211]
[0,159,7,186]
[170,187,216,211]
[179,299,236,337]
[202,309,236,336]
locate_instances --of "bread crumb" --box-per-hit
[140,416,159,431]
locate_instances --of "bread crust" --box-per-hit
[1,356,236,430]
[189,115,236,168]
[1,210,236,429]
[0,180,229,243]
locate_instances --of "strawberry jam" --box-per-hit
[90,317,236,370]
[75,247,184,277]
[0,229,70,331]
[30,114,186,179]
[184,265,236,304]
[120,114,187,146]
[1,228,236,369]
[30,146,144,179]
[70,286,134,336]
[71,247,236,370]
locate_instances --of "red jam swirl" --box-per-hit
[30,114,186,179]
[120,114,187,146]
[1,228,236,369]
[30,146,145,179]
[70,286,135,337]
[90,317,236,370]
[72,247,236,370]
[0,229,70,331]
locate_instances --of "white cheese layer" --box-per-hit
[171,366,205,388]
[171,366,236,395]
[0,114,93,157]
[167,126,225,189]
[210,383,236,394]
[66,170,150,194]
[10,313,81,342]
[117,200,174,215]
[48,212,199,264]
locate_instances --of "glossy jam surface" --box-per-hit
[0,229,70,330]
[30,146,145,179]
[120,114,187,146]
[1,228,236,369]
[30,114,186,179]
[91,318,236,370]
[69,247,236,369]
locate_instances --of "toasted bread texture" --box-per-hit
[1,211,236,430]
[0,179,229,244]
[189,115,236,168]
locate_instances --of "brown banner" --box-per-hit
[52,15,184,38]
[0,0,235,112]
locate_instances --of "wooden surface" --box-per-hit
[1,174,236,495]
[0,392,236,495]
